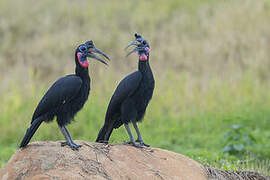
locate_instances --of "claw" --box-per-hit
[136,139,150,147]
[60,141,82,150]
[124,141,143,148]
[61,142,68,147]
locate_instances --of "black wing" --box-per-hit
[32,75,82,122]
[105,71,142,122]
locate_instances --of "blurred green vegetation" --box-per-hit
[0,0,270,175]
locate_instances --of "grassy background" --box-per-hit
[0,0,270,174]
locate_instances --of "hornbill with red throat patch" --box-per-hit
[19,41,110,150]
[96,33,155,148]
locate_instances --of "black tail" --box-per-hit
[96,124,113,143]
[19,117,43,148]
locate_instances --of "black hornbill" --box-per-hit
[19,41,110,150]
[96,33,155,147]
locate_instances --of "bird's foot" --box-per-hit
[61,141,82,151]
[136,139,150,147]
[124,141,143,148]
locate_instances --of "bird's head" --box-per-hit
[125,33,150,61]
[75,41,110,68]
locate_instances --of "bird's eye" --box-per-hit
[79,46,87,52]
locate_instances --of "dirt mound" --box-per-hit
[0,141,207,180]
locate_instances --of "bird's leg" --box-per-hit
[132,121,150,147]
[59,125,81,150]
[104,123,114,143]
[124,123,143,148]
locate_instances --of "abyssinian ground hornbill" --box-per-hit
[96,33,155,147]
[19,41,110,150]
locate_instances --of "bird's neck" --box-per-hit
[138,56,155,90]
[138,56,151,74]
[75,65,90,82]
[75,55,90,81]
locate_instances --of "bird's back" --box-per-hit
[32,75,82,123]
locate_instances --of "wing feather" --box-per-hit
[32,75,82,122]
[105,71,142,122]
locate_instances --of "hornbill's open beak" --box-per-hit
[87,47,110,65]
[125,40,143,57]
[125,33,147,57]
[125,40,141,50]
[126,47,145,57]
[125,32,144,50]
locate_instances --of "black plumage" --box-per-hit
[96,33,155,147]
[20,41,109,150]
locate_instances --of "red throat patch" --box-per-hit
[139,53,147,61]
[77,52,89,68]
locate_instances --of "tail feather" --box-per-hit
[20,117,43,148]
[96,124,113,143]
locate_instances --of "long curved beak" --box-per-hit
[125,40,139,50]
[126,47,138,57]
[87,47,110,65]
[92,47,110,61]
[87,52,108,65]
[126,47,145,57]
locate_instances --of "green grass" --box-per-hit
[0,0,270,176]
